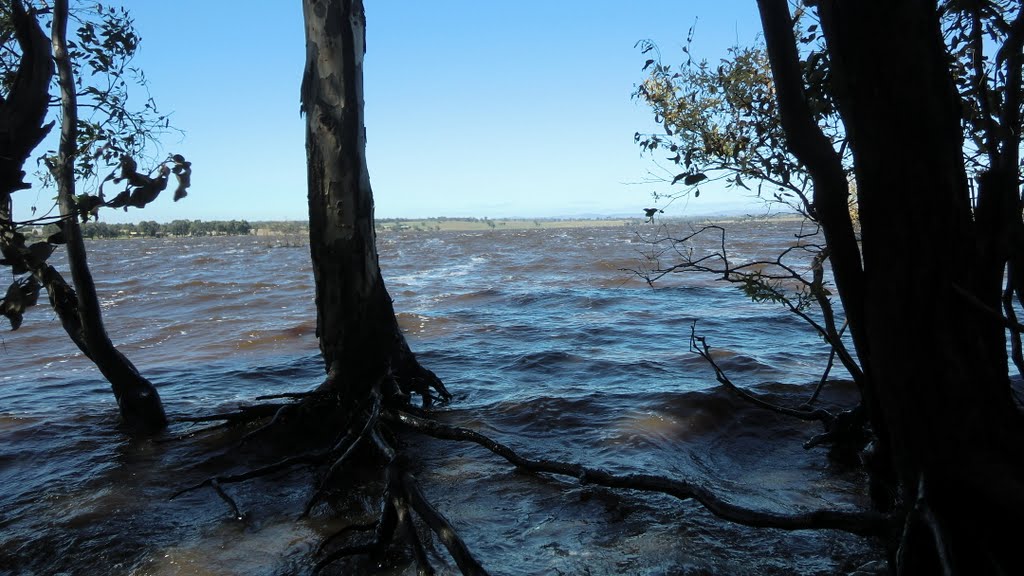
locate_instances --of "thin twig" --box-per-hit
[210,479,243,520]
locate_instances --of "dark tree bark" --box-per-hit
[0,1,51,199]
[49,0,167,434]
[300,0,447,405]
[759,1,1024,573]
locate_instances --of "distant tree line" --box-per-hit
[41,219,255,238]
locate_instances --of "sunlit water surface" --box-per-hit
[0,221,883,575]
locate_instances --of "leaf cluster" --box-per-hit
[632,16,846,219]
[1,149,189,332]
[940,0,1024,180]
[96,153,190,217]
[0,2,179,200]
[0,222,52,330]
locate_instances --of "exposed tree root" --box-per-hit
[169,448,327,508]
[386,409,890,539]
[313,455,487,575]
[303,393,383,516]
[401,468,487,575]
[173,366,888,575]
[178,402,290,425]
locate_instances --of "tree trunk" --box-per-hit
[0,1,51,199]
[810,1,1024,573]
[300,0,447,404]
[50,0,166,434]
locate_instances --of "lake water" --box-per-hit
[0,220,882,575]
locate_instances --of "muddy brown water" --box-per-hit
[0,221,883,574]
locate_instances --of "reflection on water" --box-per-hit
[0,222,881,575]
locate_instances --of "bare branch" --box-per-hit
[388,410,889,538]
[688,322,835,424]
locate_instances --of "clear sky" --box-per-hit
[23,1,769,224]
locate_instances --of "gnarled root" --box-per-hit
[387,408,891,539]
[314,454,487,575]
[172,365,890,575]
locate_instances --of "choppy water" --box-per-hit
[0,220,882,575]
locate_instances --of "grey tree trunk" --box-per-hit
[50,0,166,434]
[300,0,447,405]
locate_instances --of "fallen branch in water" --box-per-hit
[170,370,888,575]
[387,409,891,539]
[689,322,869,454]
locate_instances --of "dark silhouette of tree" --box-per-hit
[634,1,1024,572]
[0,1,189,433]
[755,1,1024,572]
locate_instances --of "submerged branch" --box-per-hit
[388,409,889,538]
[689,322,835,424]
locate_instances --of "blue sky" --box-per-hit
[24,1,768,223]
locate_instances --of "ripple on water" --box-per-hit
[0,226,880,574]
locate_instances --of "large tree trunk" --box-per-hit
[50,0,166,434]
[785,1,1024,573]
[300,0,447,405]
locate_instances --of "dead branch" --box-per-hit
[169,450,330,509]
[629,222,864,385]
[689,322,868,454]
[953,283,1024,333]
[387,409,889,538]
[689,322,835,424]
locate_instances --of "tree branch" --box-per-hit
[388,410,889,538]
[757,0,870,380]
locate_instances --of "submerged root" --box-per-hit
[167,377,485,574]
[170,363,888,575]
[314,456,487,576]
[388,409,891,539]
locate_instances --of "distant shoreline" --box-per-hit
[373,212,805,232]
[45,212,807,239]
[373,217,639,233]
